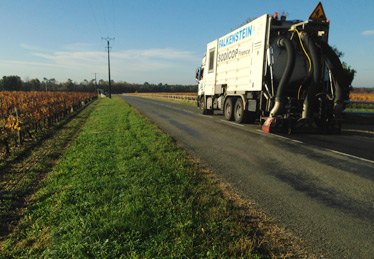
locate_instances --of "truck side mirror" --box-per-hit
[195,68,200,80]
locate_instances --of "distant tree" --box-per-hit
[66,79,75,91]
[342,62,356,87]
[48,78,58,91]
[42,77,49,91]
[332,46,357,99]
[1,76,22,91]
[0,74,196,94]
[60,78,75,92]
[26,78,41,91]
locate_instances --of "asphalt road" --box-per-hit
[118,95,374,258]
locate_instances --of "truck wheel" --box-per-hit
[224,98,234,121]
[200,97,207,115]
[234,98,247,123]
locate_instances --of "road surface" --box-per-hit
[119,95,374,258]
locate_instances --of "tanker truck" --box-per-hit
[195,3,347,133]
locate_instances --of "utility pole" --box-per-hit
[102,37,115,98]
[93,72,99,93]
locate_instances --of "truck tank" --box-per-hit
[262,19,346,133]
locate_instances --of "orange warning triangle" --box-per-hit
[309,2,327,21]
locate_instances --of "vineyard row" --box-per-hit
[0,91,97,155]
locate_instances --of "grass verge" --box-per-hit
[1,97,308,258]
[0,100,98,241]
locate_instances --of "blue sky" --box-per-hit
[0,0,373,87]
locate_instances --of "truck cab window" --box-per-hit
[208,49,215,72]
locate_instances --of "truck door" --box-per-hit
[204,40,218,96]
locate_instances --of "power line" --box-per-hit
[88,1,104,36]
[102,37,115,99]
[110,0,117,45]
[89,1,117,43]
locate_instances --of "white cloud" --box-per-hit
[1,47,200,84]
[5,60,58,67]
[33,51,107,68]
[63,43,96,51]
[362,30,374,36]
[32,48,199,70]
[19,43,46,51]
[137,48,198,61]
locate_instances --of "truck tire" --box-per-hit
[224,98,234,121]
[200,96,208,115]
[234,98,247,123]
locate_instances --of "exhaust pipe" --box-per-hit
[270,37,295,117]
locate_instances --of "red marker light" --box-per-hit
[274,12,278,19]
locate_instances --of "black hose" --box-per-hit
[270,37,295,117]
[320,41,345,115]
[300,32,322,119]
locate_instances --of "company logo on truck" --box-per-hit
[218,48,251,63]
[218,25,252,49]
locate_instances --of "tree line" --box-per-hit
[0,76,198,93]
[351,87,374,93]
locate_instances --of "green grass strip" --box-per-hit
[0,100,98,239]
[1,97,265,258]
